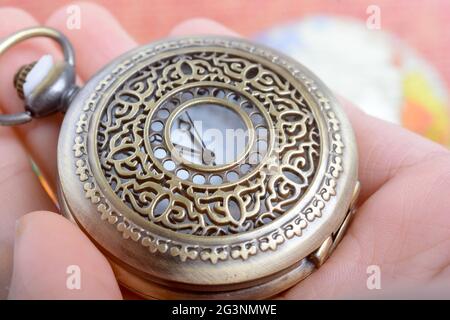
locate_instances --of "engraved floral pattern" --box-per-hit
[96,50,320,236]
[72,38,344,263]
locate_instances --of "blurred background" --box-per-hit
[4,0,450,146]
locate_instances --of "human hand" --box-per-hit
[1,3,449,299]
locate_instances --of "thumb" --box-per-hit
[8,211,122,299]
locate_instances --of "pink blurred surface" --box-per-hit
[3,0,450,93]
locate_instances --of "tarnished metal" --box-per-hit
[1,27,359,299]
[0,27,77,126]
[58,36,359,299]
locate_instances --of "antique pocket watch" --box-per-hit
[0,27,359,299]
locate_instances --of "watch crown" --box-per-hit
[13,61,37,100]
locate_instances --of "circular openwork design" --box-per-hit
[94,47,321,236]
[61,36,357,297]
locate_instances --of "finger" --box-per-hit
[46,2,136,81]
[170,18,239,37]
[171,18,449,202]
[167,21,450,300]
[0,8,57,299]
[8,211,122,299]
[282,151,450,299]
[0,8,67,189]
[0,125,55,298]
[340,101,449,201]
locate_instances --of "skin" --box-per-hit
[0,2,449,300]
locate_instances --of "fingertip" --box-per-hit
[170,18,239,37]
[0,7,45,111]
[8,211,122,299]
[0,7,36,29]
[46,1,136,79]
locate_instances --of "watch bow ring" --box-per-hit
[0,27,359,299]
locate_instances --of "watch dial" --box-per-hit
[169,103,249,167]
[147,84,271,187]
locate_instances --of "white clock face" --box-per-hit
[169,103,250,167]
[147,85,271,186]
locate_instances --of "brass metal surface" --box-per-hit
[57,36,359,299]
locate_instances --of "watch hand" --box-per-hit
[184,111,216,165]
[173,143,202,156]
[185,111,208,150]
[177,117,205,152]
[177,117,192,132]
[175,143,216,166]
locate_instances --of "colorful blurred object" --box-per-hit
[257,16,450,146]
[402,72,449,145]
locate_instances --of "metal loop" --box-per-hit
[0,27,75,126]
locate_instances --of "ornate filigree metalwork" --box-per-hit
[70,38,349,265]
[94,49,320,236]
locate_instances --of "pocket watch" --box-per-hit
[0,27,359,299]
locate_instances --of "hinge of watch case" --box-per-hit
[310,181,360,268]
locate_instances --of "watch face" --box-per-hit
[169,102,251,168]
[155,87,268,181]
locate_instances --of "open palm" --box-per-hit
[1,3,449,299]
